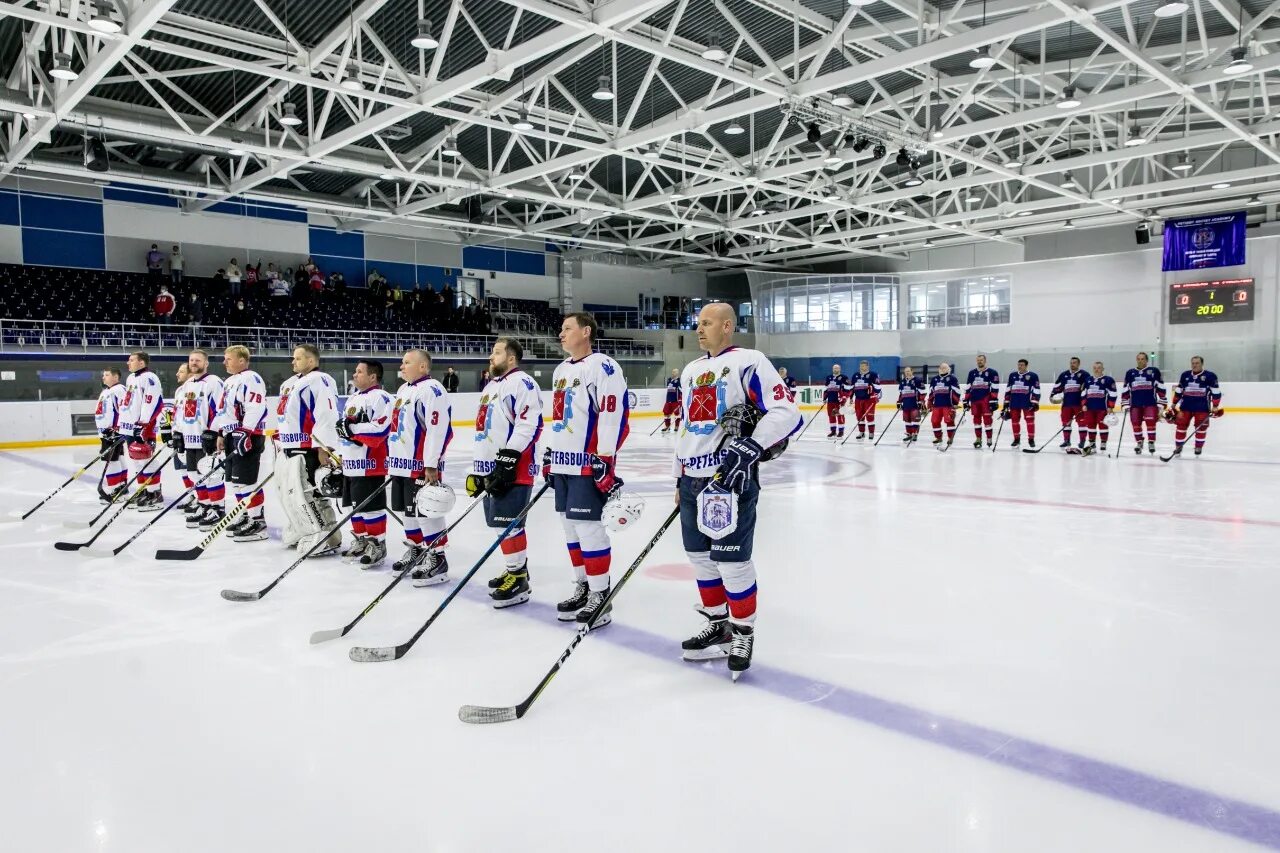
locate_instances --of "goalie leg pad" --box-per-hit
[279,451,341,552]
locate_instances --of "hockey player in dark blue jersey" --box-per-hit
[778,367,799,393]
[1121,351,1166,454]
[849,359,882,441]
[1001,358,1040,448]
[963,354,1000,448]
[661,368,683,433]
[1050,356,1090,448]
[1075,361,1118,454]
[823,363,851,439]
[896,366,926,443]
[928,363,962,446]
[1165,355,1223,457]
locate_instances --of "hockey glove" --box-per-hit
[1000,408,1011,421]
[484,448,521,497]
[541,446,552,480]
[126,427,148,446]
[99,428,117,442]
[1163,408,1177,424]
[1212,407,1225,418]
[200,429,219,455]
[590,455,619,495]
[229,429,254,457]
[962,400,971,411]
[895,401,902,410]
[465,473,487,498]
[170,429,185,453]
[1031,402,1040,412]
[334,418,354,442]
[715,436,763,494]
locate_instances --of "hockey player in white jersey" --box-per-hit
[163,363,191,511]
[211,345,270,541]
[544,312,630,629]
[385,349,454,587]
[336,359,394,569]
[119,351,165,510]
[473,337,543,608]
[93,367,127,503]
[175,350,225,528]
[274,343,341,554]
[675,303,801,679]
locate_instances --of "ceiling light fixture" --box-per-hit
[340,68,363,91]
[514,110,534,131]
[724,120,745,136]
[671,183,685,200]
[228,138,247,157]
[378,172,394,180]
[701,34,727,62]
[1064,219,1076,229]
[1015,210,1032,217]
[642,144,659,160]
[1059,172,1077,188]
[1223,46,1253,76]
[873,143,887,159]
[847,0,875,6]
[895,148,910,166]
[441,135,460,157]
[1154,0,1189,16]
[49,53,78,81]
[592,75,614,101]
[824,150,842,165]
[87,1,121,34]
[1172,153,1193,172]
[902,170,924,187]
[1057,86,1081,109]
[966,192,981,205]
[1123,124,1148,146]
[1247,194,1265,206]
[852,137,870,153]
[279,102,302,127]
[930,122,943,139]
[969,46,996,69]
[832,92,854,107]
[1211,181,1231,189]
[411,19,439,50]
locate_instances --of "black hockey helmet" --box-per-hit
[317,468,343,499]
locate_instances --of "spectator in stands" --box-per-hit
[145,244,164,278]
[227,258,242,296]
[443,366,460,393]
[153,284,176,325]
[333,271,347,301]
[308,265,325,297]
[265,262,278,282]
[477,369,489,391]
[169,245,184,284]
[245,260,259,291]
[367,268,386,290]
[228,299,252,328]
[291,266,308,300]
[186,291,202,327]
[384,289,395,321]
[270,271,290,299]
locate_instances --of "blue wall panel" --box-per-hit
[103,183,178,208]
[462,245,504,272]
[771,356,901,386]
[19,193,103,233]
[310,254,365,286]
[506,249,544,276]
[22,229,105,269]
[309,226,364,258]
[0,190,18,226]
[416,265,456,291]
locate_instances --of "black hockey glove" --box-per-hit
[200,429,219,455]
[334,418,354,442]
[484,448,520,497]
[99,428,117,442]
[541,447,552,480]
[714,436,763,494]
[170,429,185,452]
[1000,407,1011,421]
[228,429,253,457]
[126,427,147,446]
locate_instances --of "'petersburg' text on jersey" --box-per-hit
[473,369,543,484]
[387,375,452,476]
[339,384,394,477]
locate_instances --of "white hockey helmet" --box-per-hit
[602,490,645,533]
[415,481,457,518]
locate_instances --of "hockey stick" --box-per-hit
[349,481,551,662]
[9,439,122,521]
[1022,424,1065,454]
[308,492,487,644]
[1111,408,1128,459]
[155,471,277,561]
[793,403,827,441]
[220,481,387,601]
[53,450,173,552]
[60,443,166,529]
[81,458,227,559]
[870,409,900,447]
[648,420,665,436]
[991,411,1007,452]
[938,409,968,452]
[459,505,680,724]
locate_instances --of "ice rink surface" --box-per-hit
[2,412,1279,853]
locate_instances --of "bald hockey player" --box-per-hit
[1075,361,1118,454]
[1050,356,1089,449]
[1164,355,1223,458]
[1122,351,1166,455]
[823,363,851,439]
[849,359,881,441]
[928,362,962,446]
[545,312,631,629]
[675,302,801,680]
[964,354,1000,448]
[1002,359,1040,449]
[275,344,342,554]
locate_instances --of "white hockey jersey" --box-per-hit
[338,385,394,478]
[546,352,629,475]
[119,369,164,439]
[387,376,453,478]
[674,346,802,477]
[276,370,339,449]
[214,370,269,433]
[95,384,126,433]
[174,373,225,449]
[472,368,543,485]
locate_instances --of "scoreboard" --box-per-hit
[1168,278,1254,325]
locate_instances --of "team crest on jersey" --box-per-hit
[551,377,580,433]
[474,394,492,440]
[686,367,731,436]
[696,484,737,540]
[390,399,404,437]
[277,392,289,416]
[122,388,134,408]
[182,391,198,420]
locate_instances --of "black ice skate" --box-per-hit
[230,518,268,542]
[1059,437,1072,448]
[411,550,449,587]
[490,564,530,608]
[1011,437,1021,447]
[575,587,612,630]
[902,433,912,443]
[1027,437,1036,448]
[727,623,755,681]
[341,535,369,563]
[973,438,982,448]
[393,541,425,573]
[1194,447,1203,456]
[556,579,589,621]
[681,608,731,661]
[1134,444,1144,455]
[1147,441,1156,454]
[358,539,387,569]
[197,507,226,531]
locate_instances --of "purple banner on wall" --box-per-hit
[1161,211,1246,271]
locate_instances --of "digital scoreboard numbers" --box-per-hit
[1168,278,1254,325]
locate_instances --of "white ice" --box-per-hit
[1,413,1278,853]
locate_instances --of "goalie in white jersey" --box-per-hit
[93,367,127,502]
[544,312,631,629]
[471,338,543,609]
[212,345,270,542]
[119,350,165,510]
[173,350,225,529]
[385,349,454,587]
[274,344,342,554]
[674,303,801,680]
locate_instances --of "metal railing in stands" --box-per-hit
[0,318,661,360]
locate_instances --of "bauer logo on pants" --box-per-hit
[697,485,737,540]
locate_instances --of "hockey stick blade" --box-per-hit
[79,547,119,559]
[220,589,262,602]
[61,518,99,529]
[53,541,89,552]
[308,627,345,645]
[348,645,402,663]
[155,547,201,561]
[458,704,520,724]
